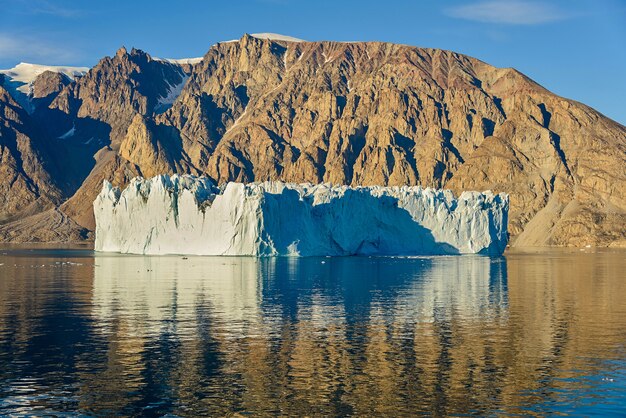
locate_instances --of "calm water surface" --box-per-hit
[0,247,624,416]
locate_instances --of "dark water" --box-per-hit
[0,247,624,416]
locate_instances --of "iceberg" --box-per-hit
[94,175,509,256]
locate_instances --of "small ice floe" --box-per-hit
[52,261,83,267]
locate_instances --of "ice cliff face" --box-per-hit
[94,175,509,256]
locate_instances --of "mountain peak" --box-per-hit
[0,37,624,248]
[224,33,305,43]
[0,62,89,110]
[250,33,305,42]
[116,46,128,57]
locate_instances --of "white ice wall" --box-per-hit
[94,175,509,256]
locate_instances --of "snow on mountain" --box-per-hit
[94,175,509,256]
[153,57,203,65]
[250,33,305,42]
[0,62,89,112]
[223,33,306,43]
[0,62,88,94]
[157,34,304,65]
[155,74,189,113]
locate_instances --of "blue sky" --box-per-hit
[0,0,624,123]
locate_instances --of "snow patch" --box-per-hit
[0,62,88,93]
[0,62,88,112]
[225,106,248,134]
[223,33,305,43]
[94,175,509,256]
[251,33,305,42]
[154,57,203,65]
[155,74,189,113]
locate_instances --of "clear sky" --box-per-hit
[1,0,624,123]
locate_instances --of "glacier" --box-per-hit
[94,175,509,256]
[0,62,89,113]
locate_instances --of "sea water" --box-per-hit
[0,246,624,415]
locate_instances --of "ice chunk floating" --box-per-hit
[94,175,509,256]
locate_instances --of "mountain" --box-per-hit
[0,81,90,242]
[0,63,88,113]
[0,34,624,246]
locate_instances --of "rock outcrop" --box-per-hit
[50,47,192,144]
[0,84,64,222]
[0,35,624,247]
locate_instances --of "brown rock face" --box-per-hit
[0,208,89,243]
[50,46,192,145]
[39,48,195,228]
[0,35,624,246]
[151,36,625,246]
[60,148,142,230]
[0,85,64,222]
[32,71,71,101]
[119,114,198,178]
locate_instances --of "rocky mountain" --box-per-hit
[0,34,624,246]
[0,82,88,242]
[0,62,88,113]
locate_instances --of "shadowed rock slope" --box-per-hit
[0,34,624,246]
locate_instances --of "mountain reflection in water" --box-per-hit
[0,248,624,416]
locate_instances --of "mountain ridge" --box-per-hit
[0,34,624,247]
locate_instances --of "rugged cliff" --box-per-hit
[0,34,624,246]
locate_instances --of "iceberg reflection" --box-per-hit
[2,248,624,416]
[93,254,262,335]
[92,255,507,332]
[90,254,509,415]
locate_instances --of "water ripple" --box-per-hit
[0,248,624,415]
